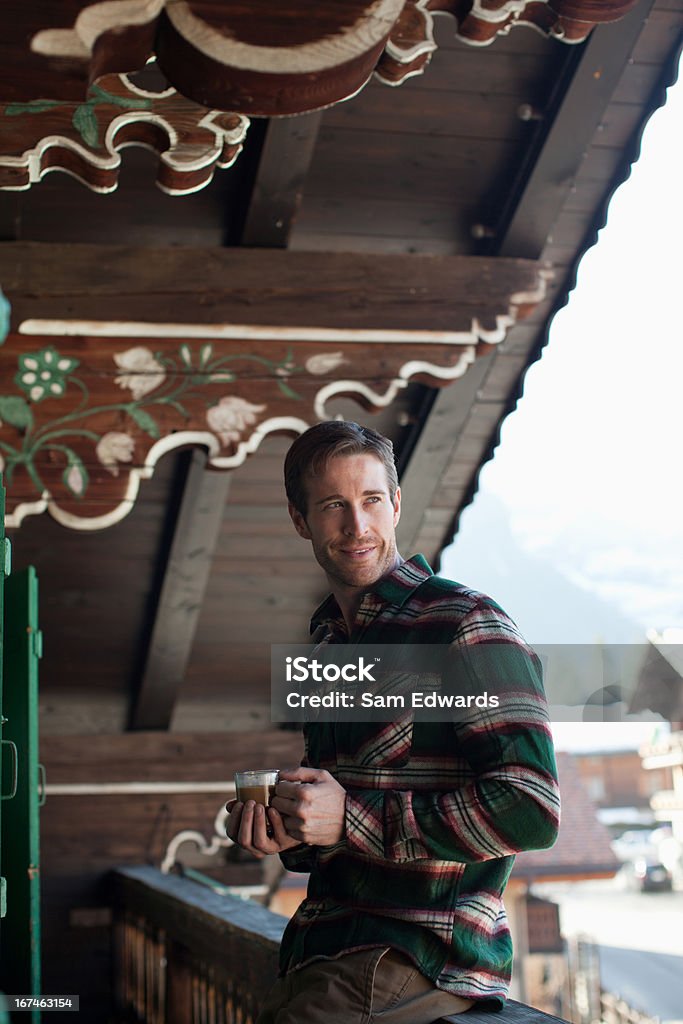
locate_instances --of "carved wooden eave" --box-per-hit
[0,72,248,195]
[1,2,640,118]
[0,243,549,530]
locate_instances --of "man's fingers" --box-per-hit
[278,766,326,784]
[225,801,244,842]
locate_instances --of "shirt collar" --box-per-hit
[310,554,433,634]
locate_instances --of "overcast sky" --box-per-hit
[442,57,682,752]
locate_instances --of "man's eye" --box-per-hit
[365,496,381,504]
[324,501,343,510]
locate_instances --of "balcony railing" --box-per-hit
[111,865,569,1024]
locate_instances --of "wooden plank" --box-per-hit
[494,0,657,260]
[294,195,474,245]
[304,131,515,204]
[130,449,231,730]
[404,50,554,98]
[324,85,527,140]
[240,113,323,247]
[0,146,238,248]
[290,232,461,255]
[628,9,683,63]
[41,729,303,783]
[396,354,495,554]
[0,242,543,334]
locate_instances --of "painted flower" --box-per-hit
[96,432,136,476]
[206,396,266,446]
[275,360,297,378]
[66,463,86,497]
[15,346,79,402]
[305,351,348,375]
[114,346,165,400]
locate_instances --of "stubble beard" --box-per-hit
[314,537,399,591]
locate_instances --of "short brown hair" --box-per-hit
[284,421,399,517]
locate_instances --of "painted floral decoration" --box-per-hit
[15,346,79,402]
[114,346,166,400]
[305,352,348,375]
[0,340,324,504]
[96,432,136,476]
[206,396,266,446]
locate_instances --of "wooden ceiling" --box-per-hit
[1,0,681,736]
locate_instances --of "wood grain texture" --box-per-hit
[0,0,643,121]
[0,72,248,195]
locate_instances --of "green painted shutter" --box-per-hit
[0,535,43,1018]
[0,479,10,922]
[0,481,14,1019]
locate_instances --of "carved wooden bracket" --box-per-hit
[0,71,248,195]
[0,244,549,530]
[378,0,641,85]
[0,1,641,116]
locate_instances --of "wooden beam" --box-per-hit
[396,354,494,556]
[0,242,544,336]
[397,0,657,560]
[489,0,656,260]
[130,449,230,730]
[240,113,323,248]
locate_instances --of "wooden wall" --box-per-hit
[39,729,304,1017]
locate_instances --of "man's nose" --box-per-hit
[343,505,369,537]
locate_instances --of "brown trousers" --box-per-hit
[256,947,474,1024]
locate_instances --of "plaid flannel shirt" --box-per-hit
[279,554,560,1007]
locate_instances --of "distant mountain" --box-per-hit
[440,491,644,646]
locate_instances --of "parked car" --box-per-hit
[618,857,673,893]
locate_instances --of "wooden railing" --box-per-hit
[112,866,286,1024]
[111,865,570,1024]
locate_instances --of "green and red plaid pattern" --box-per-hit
[279,555,560,1007]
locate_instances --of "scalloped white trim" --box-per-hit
[313,346,476,418]
[31,0,165,58]
[1,83,249,196]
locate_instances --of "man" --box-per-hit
[227,420,560,1024]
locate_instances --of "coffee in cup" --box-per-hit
[234,769,279,806]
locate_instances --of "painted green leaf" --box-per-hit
[72,104,99,148]
[89,83,151,111]
[179,344,192,367]
[0,395,34,430]
[6,100,63,116]
[128,406,160,438]
[199,343,213,368]
[277,380,301,400]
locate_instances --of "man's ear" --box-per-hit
[288,503,312,540]
[392,486,401,527]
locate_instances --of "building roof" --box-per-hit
[513,753,621,882]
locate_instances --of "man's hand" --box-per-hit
[270,767,346,846]
[225,798,303,860]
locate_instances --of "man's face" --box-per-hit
[289,453,401,591]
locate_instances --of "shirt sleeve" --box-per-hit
[344,600,561,863]
[278,729,318,872]
[279,843,317,873]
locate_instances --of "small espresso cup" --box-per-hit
[234,769,279,806]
